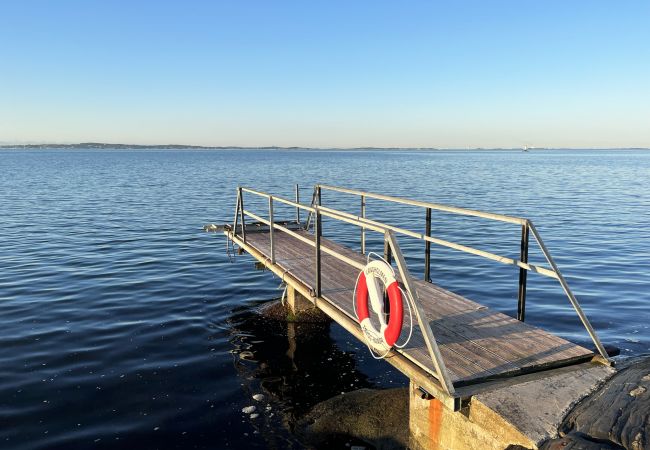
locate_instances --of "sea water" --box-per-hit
[1,148,649,449]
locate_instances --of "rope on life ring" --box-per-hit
[353,254,413,359]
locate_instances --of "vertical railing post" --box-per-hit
[360,195,366,254]
[314,208,322,297]
[233,188,240,233]
[238,186,246,243]
[269,195,275,264]
[383,237,392,264]
[305,186,317,231]
[517,222,529,321]
[316,185,322,207]
[424,207,432,282]
[295,184,300,224]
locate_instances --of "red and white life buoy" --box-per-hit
[355,259,404,353]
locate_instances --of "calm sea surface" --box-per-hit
[1,148,649,449]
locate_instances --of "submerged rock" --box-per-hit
[556,357,650,450]
[296,388,408,450]
[242,405,256,414]
[258,299,330,323]
[239,351,255,361]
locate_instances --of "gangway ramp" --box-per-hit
[218,184,610,410]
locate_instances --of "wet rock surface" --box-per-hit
[539,432,623,449]
[259,299,330,323]
[296,388,409,450]
[549,357,650,450]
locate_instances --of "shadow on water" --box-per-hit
[226,299,375,448]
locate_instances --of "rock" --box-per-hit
[258,299,330,323]
[239,351,255,361]
[296,388,408,450]
[560,357,650,450]
[252,393,265,402]
[242,406,256,414]
[629,386,646,397]
[540,432,621,449]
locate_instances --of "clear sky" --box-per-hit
[1,1,649,148]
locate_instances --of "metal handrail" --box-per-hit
[316,204,559,279]
[318,184,527,225]
[311,184,610,360]
[241,209,365,271]
[233,185,611,369]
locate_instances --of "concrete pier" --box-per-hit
[285,285,330,323]
[286,285,313,317]
[409,363,615,449]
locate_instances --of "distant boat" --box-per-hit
[523,145,530,152]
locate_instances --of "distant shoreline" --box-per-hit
[0,142,648,151]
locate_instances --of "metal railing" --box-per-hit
[230,184,611,393]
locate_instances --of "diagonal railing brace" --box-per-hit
[385,230,456,395]
[528,222,610,361]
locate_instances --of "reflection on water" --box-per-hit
[227,300,373,447]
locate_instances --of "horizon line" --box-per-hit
[1,142,650,151]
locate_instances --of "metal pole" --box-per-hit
[305,186,317,231]
[233,188,240,234]
[316,203,558,277]
[269,196,275,264]
[384,238,392,265]
[424,207,432,282]
[517,223,529,321]
[528,222,610,361]
[238,187,246,243]
[318,184,526,225]
[360,195,366,254]
[316,185,322,206]
[295,184,300,224]
[386,231,455,395]
[314,209,322,297]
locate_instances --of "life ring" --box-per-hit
[355,259,404,353]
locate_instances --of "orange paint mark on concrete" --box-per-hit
[428,398,443,449]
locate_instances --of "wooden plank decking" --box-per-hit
[237,228,594,387]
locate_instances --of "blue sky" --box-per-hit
[1,1,648,148]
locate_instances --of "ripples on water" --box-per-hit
[1,149,649,449]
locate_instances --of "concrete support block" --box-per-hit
[287,284,313,316]
[285,284,330,323]
[408,363,615,450]
[408,381,535,450]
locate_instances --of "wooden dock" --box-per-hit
[218,184,611,410]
